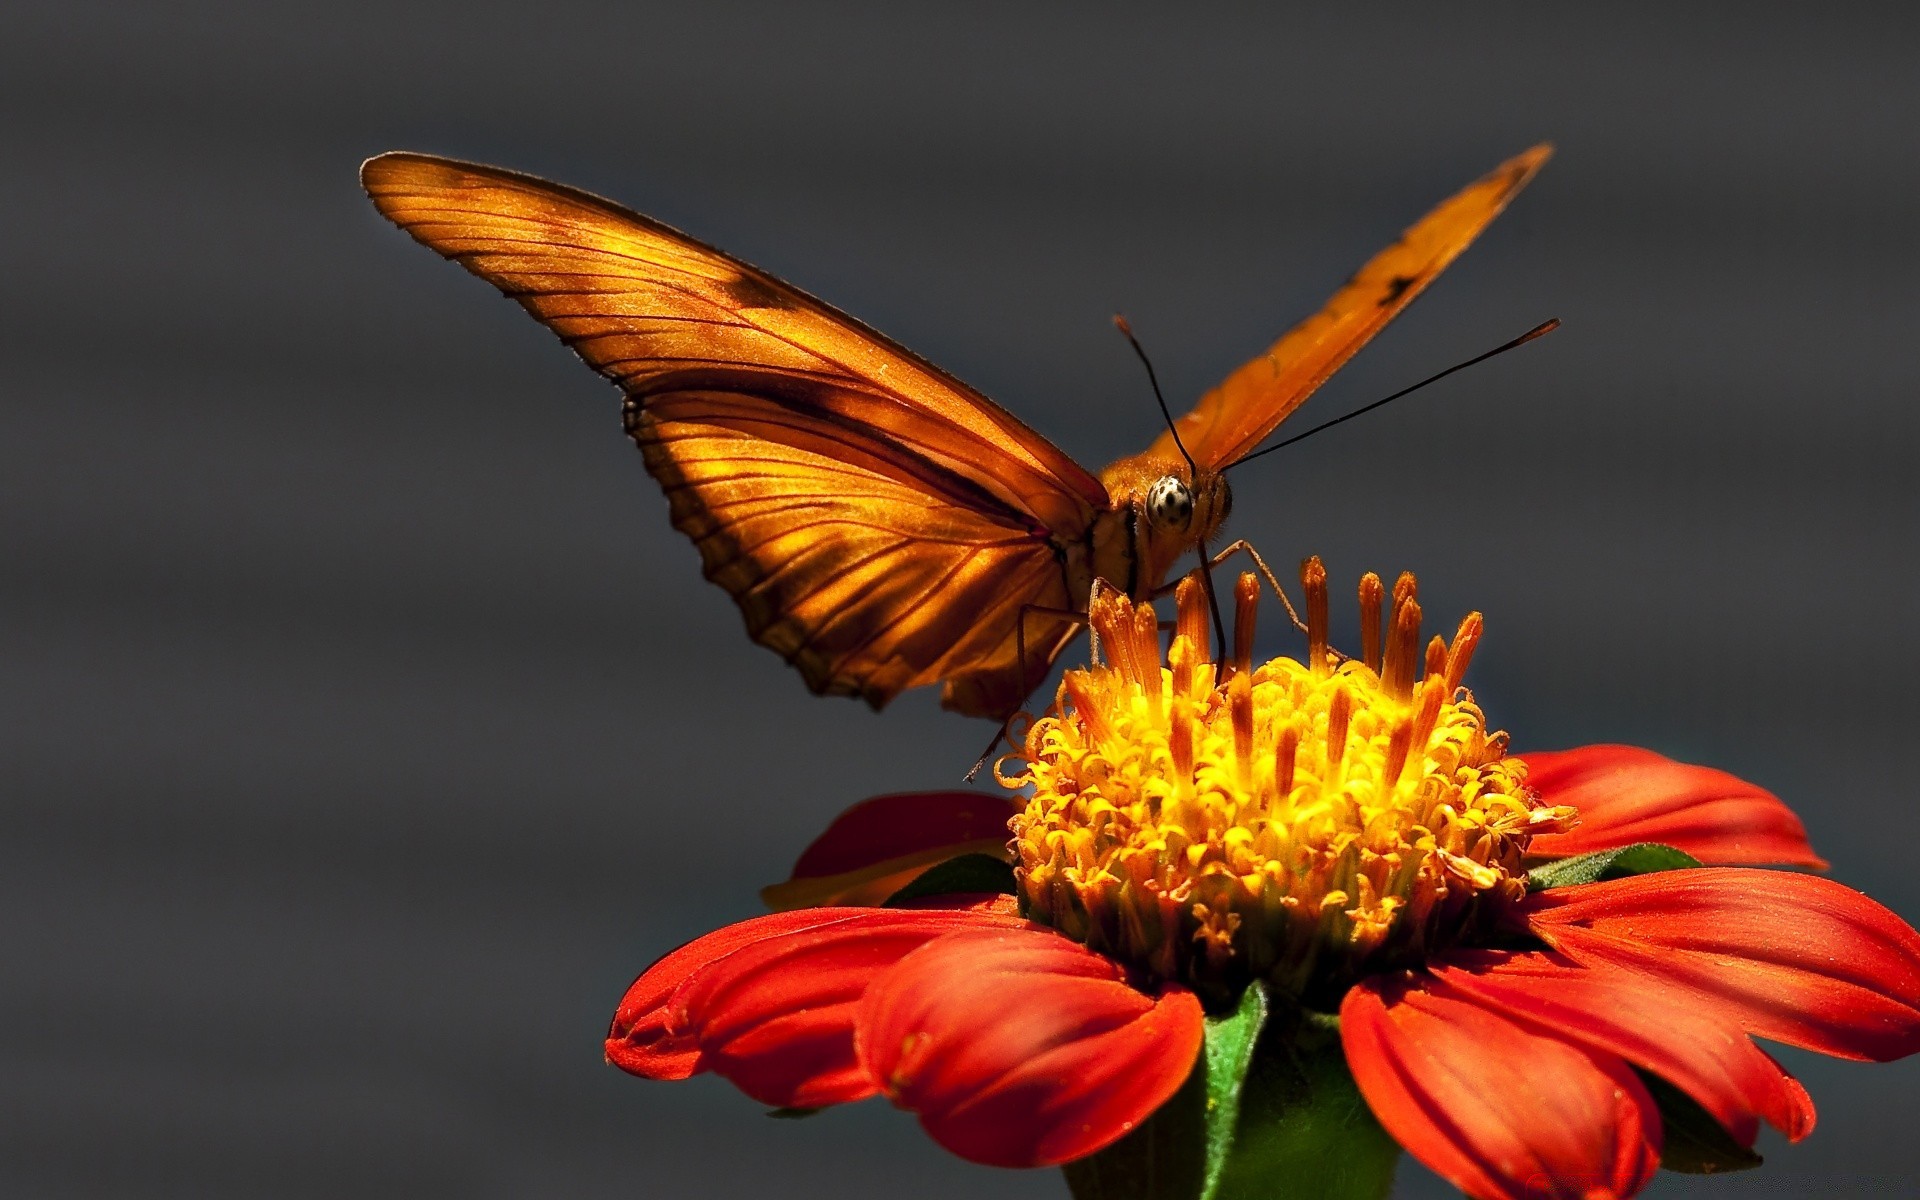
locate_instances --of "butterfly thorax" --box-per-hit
[1087,454,1233,602]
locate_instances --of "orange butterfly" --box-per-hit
[362,145,1549,718]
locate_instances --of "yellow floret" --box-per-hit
[1000,565,1575,1004]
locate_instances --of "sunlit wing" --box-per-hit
[1140,144,1552,471]
[362,152,1105,712]
[629,388,1081,710]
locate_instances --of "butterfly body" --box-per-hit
[363,145,1548,718]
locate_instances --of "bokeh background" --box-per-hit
[5,2,1918,1196]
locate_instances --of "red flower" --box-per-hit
[610,748,1920,1193]
[606,573,1920,1198]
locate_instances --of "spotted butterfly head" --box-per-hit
[1145,475,1195,535]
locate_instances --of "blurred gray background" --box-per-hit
[4,2,1917,1196]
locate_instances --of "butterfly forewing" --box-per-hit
[363,153,1102,712]
[1136,143,1552,472]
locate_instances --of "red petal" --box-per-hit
[663,905,1030,1108]
[1519,745,1825,868]
[1524,869,1920,1062]
[761,790,1022,910]
[786,792,1021,879]
[1342,975,1660,1200]
[857,928,1203,1167]
[1430,948,1815,1145]
[606,900,1018,1087]
[606,907,856,1080]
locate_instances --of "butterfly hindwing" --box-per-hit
[628,388,1078,708]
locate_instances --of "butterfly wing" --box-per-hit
[362,153,1106,714]
[1139,144,1552,471]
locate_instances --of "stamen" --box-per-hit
[1064,673,1110,743]
[1135,603,1164,720]
[1383,714,1414,786]
[1172,619,1196,700]
[1408,675,1445,760]
[1382,595,1423,701]
[1171,694,1195,780]
[1444,612,1484,694]
[1391,571,1418,620]
[1090,593,1132,679]
[1358,572,1385,671]
[1232,572,1259,678]
[1425,636,1448,682]
[1274,723,1300,798]
[1087,585,1109,668]
[1303,557,1329,677]
[1326,684,1352,778]
[1176,574,1210,667]
[1229,671,1254,781]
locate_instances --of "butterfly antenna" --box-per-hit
[1114,314,1227,654]
[1230,319,1560,469]
[1114,315,1198,476]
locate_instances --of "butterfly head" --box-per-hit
[1144,475,1194,532]
[1142,468,1231,542]
[1107,461,1232,596]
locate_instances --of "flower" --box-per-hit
[606,564,1920,1199]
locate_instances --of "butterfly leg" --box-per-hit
[1182,539,1310,637]
[1206,542,1357,666]
[961,602,1087,782]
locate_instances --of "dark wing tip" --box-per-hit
[1507,143,1555,185]
[1465,144,1553,216]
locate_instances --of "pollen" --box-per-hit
[1000,562,1576,1004]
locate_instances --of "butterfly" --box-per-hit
[362,145,1549,719]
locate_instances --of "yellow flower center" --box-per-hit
[1000,562,1576,1005]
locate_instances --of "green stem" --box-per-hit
[1063,1001,1399,1200]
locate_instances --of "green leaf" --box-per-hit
[1198,981,1269,1200]
[1526,843,1702,891]
[1064,992,1399,1200]
[1637,1071,1763,1174]
[764,1106,821,1120]
[882,853,1015,905]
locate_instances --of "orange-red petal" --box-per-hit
[1342,974,1660,1200]
[1524,869,1920,1062]
[606,907,856,1080]
[760,790,1021,910]
[856,927,1204,1167]
[1429,948,1814,1146]
[606,901,1024,1105]
[1519,744,1825,868]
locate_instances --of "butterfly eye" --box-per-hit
[1145,476,1195,534]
